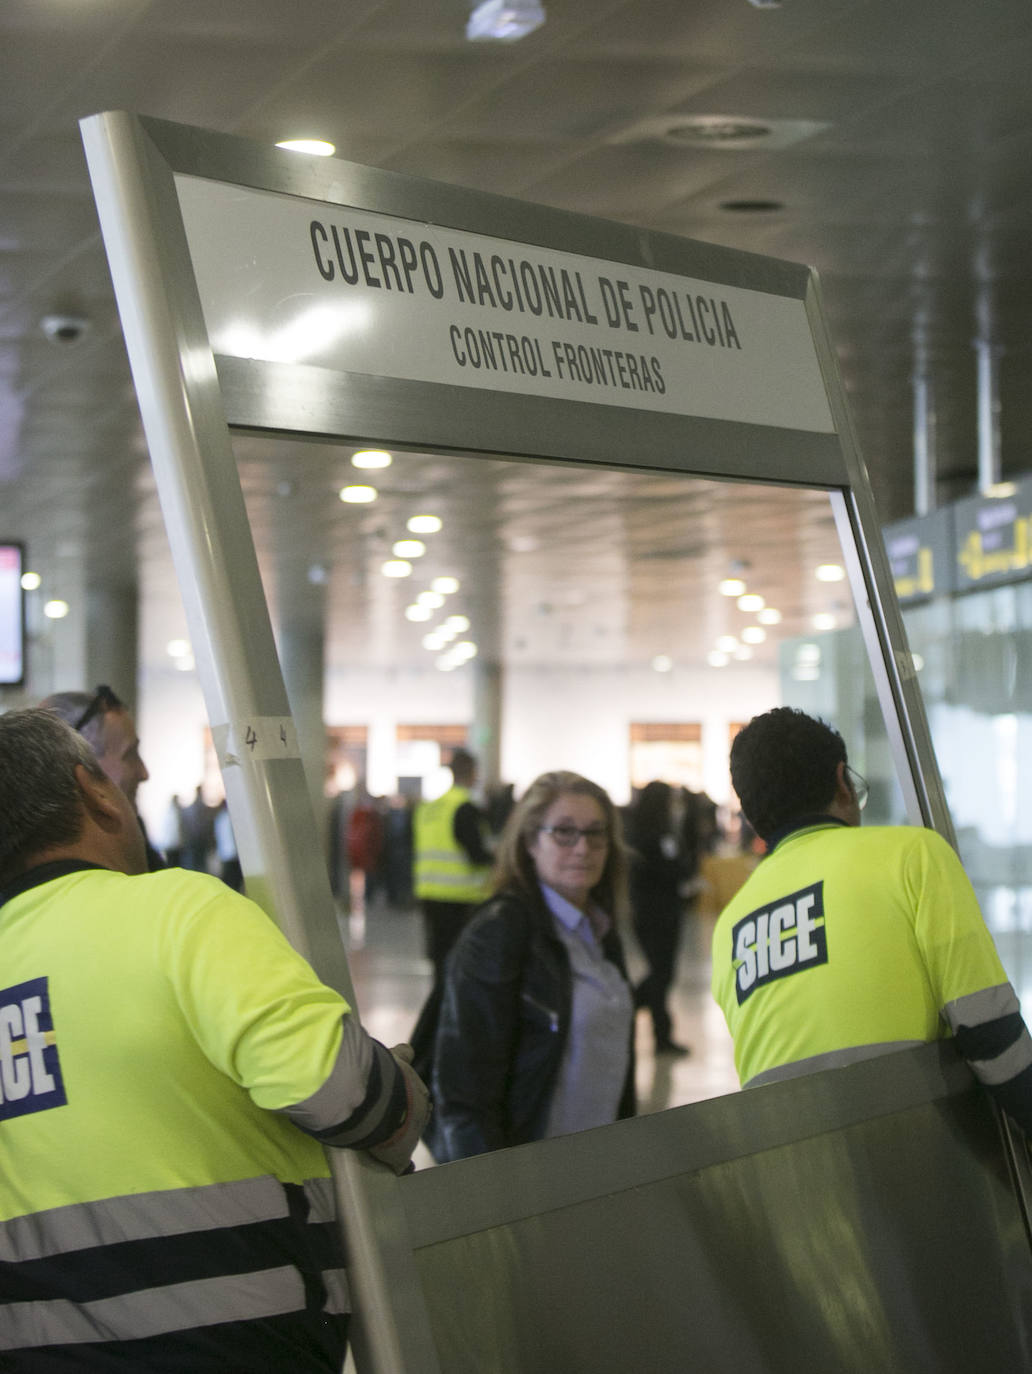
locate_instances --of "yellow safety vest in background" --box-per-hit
[413,785,491,904]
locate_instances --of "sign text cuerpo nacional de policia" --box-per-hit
[174,177,834,435]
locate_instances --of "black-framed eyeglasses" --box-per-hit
[846,765,869,812]
[73,684,123,734]
[538,824,609,849]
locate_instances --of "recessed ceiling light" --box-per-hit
[418,591,446,609]
[737,593,765,612]
[393,540,426,558]
[741,626,767,644]
[707,650,729,668]
[431,576,460,594]
[816,563,846,582]
[382,560,412,578]
[718,578,747,597]
[454,641,478,660]
[446,614,471,632]
[276,139,335,157]
[652,655,673,672]
[405,605,433,622]
[717,635,738,652]
[466,0,545,41]
[408,515,442,534]
[339,485,377,503]
[20,571,41,590]
[352,449,392,469]
[813,612,837,631]
[734,646,754,660]
[758,608,782,625]
[720,199,784,214]
[174,654,196,673]
[167,639,190,658]
[666,115,774,146]
[43,599,69,619]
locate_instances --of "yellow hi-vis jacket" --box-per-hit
[413,785,491,904]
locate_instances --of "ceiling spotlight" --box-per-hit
[20,571,41,590]
[717,635,738,652]
[417,590,446,609]
[741,626,767,644]
[758,607,782,625]
[276,139,335,157]
[405,604,433,622]
[339,485,377,503]
[392,540,426,558]
[718,578,747,597]
[815,564,846,582]
[352,449,392,469]
[737,593,765,612]
[707,650,729,668]
[167,638,191,658]
[381,560,412,578]
[432,576,460,594]
[813,612,837,630]
[174,654,196,673]
[445,614,471,632]
[407,515,442,534]
[467,0,545,42]
[43,599,69,619]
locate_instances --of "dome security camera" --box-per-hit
[40,313,91,345]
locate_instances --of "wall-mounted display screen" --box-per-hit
[0,542,25,685]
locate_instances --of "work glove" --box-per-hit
[367,1043,432,1175]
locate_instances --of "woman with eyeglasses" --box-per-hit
[430,770,636,1162]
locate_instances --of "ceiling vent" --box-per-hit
[608,115,829,151]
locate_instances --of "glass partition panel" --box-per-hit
[220,432,941,1136]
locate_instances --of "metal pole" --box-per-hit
[80,109,440,1374]
[975,339,1003,493]
[912,371,936,517]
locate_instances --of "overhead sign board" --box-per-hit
[174,176,834,435]
[952,478,1032,593]
[883,510,953,603]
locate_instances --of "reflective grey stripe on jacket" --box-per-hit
[0,1175,347,1351]
[745,1040,925,1088]
[945,982,1032,1086]
[0,1175,299,1263]
[1,1265,312,1350]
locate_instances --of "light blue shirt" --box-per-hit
[539,883,633,1139]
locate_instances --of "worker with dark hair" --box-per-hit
[712,706,1032,1138]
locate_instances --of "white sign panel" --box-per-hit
[175,176,834,433]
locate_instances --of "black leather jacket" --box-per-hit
[430,885,635,1162]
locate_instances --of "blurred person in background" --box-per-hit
[626,780,693,1057]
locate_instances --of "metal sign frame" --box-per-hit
[80,110,953,1372]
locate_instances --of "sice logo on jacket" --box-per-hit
[732,881,827,1005]
[0,976,66,1121]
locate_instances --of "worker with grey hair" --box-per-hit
[0,707,430,1371]
[39,683,164,870]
